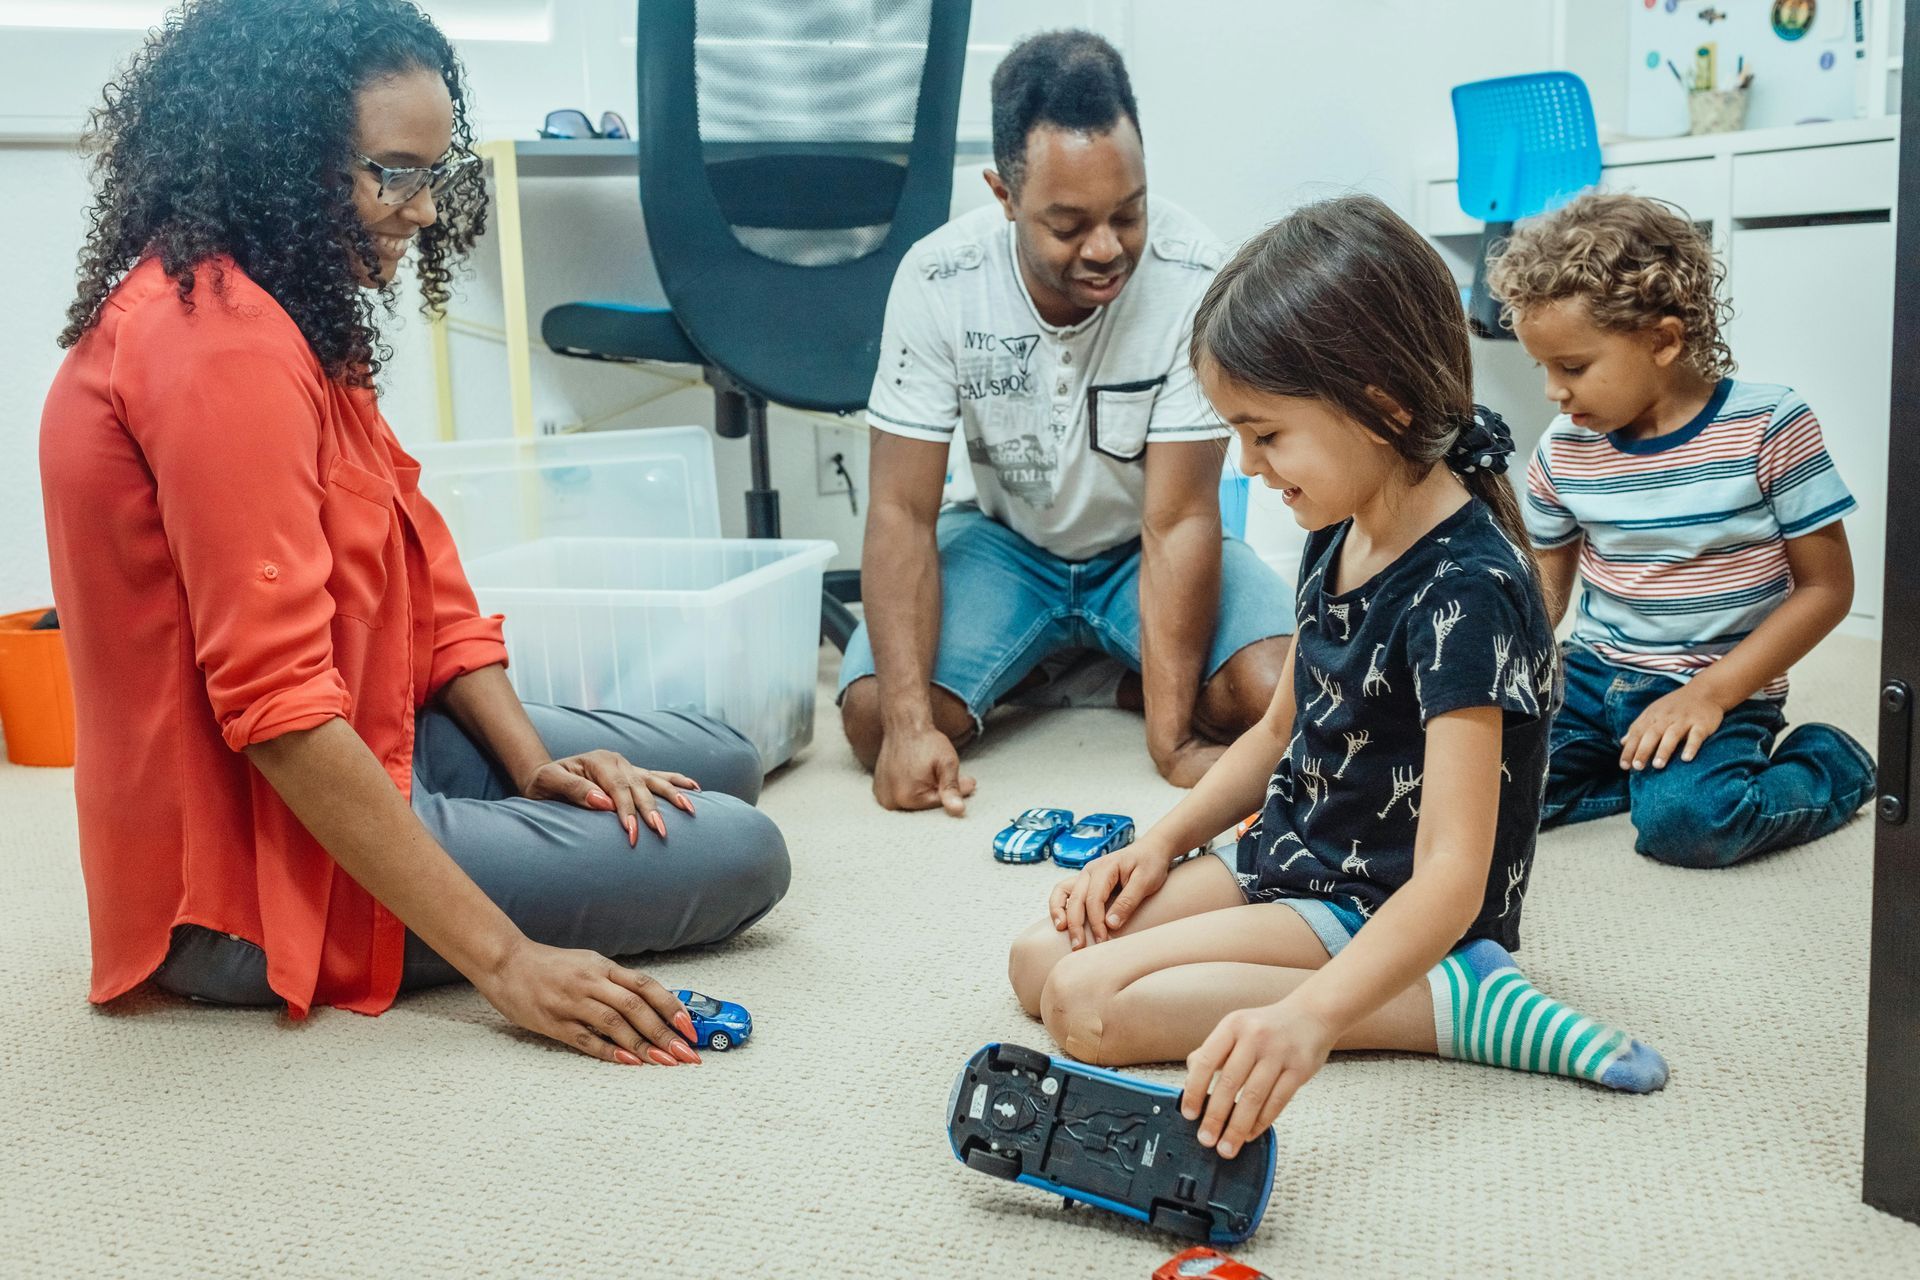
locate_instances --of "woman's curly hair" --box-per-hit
[1486,191,1734,381]
[58,0,487,386]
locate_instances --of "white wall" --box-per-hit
[0,0,1595,611]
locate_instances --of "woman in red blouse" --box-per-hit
[38,0,789,1066]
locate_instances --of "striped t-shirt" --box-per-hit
[1523,378,1855,698]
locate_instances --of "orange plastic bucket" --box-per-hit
[0,608,76,767]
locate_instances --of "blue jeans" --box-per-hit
[1541,645,1875,869]
[836,505,1295,732]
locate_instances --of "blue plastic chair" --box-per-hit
[1451,71,1601,338]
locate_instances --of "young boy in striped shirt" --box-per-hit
[1488,192,1875,868]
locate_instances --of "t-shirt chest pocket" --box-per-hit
[319,455,398,626]
[1087,377,1164,462]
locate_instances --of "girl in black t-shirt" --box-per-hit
[1008,196,1666,1161]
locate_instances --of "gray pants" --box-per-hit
[154,703,791,1005]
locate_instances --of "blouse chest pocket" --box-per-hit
[319,455,398,626]
[1087,378,1164,462]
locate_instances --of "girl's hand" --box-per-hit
[1180,1001,1335,1158]
[1049,839,1175,948]
[473,940,703,1067]
[1618,685,1725,771]
[519,751,700,847]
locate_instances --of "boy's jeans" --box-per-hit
[1541,644,1876,868]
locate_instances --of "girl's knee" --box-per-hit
[1038,951,1119,1065]
[1008,918,1065,1017]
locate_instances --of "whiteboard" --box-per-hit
[1625,0,1866,137]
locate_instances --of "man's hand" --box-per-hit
[1619,684,1725,771]
[1153,734,1226,788]
[873,724,976,815]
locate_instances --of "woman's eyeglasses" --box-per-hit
[537,109,630,140]
[354,149,479,207]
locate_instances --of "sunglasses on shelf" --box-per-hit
[538,109,631,140]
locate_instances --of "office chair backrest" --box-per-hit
[636,0,970,412]
[1452,71,1600,223]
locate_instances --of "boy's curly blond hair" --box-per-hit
[1486,191,1735,380]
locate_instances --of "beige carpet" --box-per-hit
[5,634,1920,1278]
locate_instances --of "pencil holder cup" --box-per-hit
[1687,88,1749,135]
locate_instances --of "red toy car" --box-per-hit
[1153,1246,1272,1280]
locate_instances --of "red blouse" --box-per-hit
[38,257,508,1017]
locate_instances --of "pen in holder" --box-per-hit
[1688,85,1749,134]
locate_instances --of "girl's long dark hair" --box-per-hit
[1192,194,1534,565]
[58,0,487,386]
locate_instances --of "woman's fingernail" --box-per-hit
[614,1049,644,1066]
[675,795,695,814]
[647,1047,677,1066]
[623,816,637,846]
[669,1039,701,1065]
[672,1011,697,1041]
[649,812,668,839]
[591,788,613,807]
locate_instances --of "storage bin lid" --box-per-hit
[416,426,721,560]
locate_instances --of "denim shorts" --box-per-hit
[1205,846,1368,957]
[836,505,1296,732]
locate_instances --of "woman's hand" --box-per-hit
[519,750,699,847]
[1048,839,1176,949]
[474,939,704,1066]
[1180,1000,1335,1158]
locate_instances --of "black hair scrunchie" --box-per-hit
[1446,404,1515,477]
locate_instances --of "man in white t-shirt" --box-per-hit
[838,31,1294,814]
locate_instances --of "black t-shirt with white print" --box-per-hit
[1235,498,1560,951]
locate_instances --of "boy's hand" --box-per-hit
[1620,684,1725,771]
[1180,1000,1334,1158]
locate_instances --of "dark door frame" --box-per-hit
[1862,0,1920,1226]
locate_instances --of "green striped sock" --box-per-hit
[1428,940,1668,1093]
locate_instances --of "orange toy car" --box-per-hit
[1152,1246,1272,1280]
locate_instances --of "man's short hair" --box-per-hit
[990,30,1140,192]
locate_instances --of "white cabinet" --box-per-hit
[1725,218,1895,626]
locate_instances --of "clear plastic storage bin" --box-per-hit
[415,426,721,560]
[465,536,837,771]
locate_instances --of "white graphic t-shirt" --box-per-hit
[865,196,1228,561]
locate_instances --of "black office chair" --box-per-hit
[543,0,971,650]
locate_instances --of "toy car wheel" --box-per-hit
[987,1043,1051,1075]
[1149,1202,1214,1241]
[707,1031,732,1052]
[963,1143,1021,1180]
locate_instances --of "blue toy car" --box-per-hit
[673,989,751,1051]
[948,1043,1276,1244]
[1050,812,1135,870]
[993,807,1075,864]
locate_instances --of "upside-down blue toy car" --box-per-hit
[993,807,1075,864]
[1049,812,1135,870]
[948,1043,1276,1245]
[673,989,751,1051]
